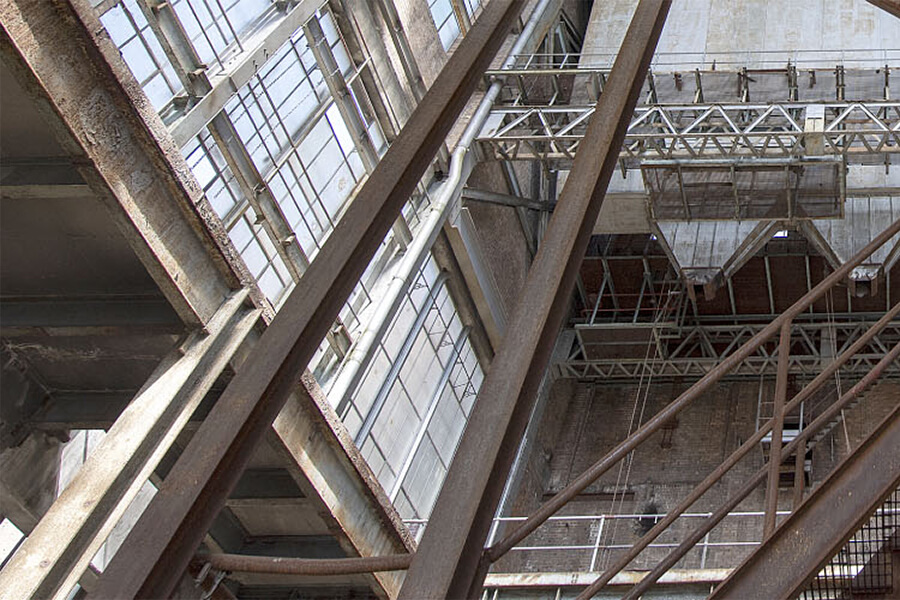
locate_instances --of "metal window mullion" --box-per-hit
[118,4,182,96]
[136,0,211,96]
[354,273,450,446]
[303,17,378,168]
[207,113,310,278]
[305,16,413,247]
[449,0,472,35]
[389,326,471,502]
[190,0,231,67]
[327,0,401,142]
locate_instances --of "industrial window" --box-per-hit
[428,0,461,51]
[341,256,484,523]
[183,130,294,305]
[99,1,184,110]
[426,0,484,51]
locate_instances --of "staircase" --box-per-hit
[798,488,900,599]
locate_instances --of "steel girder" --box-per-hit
[398,2,672,597]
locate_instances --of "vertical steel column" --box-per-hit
[764,320,792,537]
[85,0,525,593]
[397,2,671,597]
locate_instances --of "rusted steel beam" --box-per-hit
[198,553,413,576]
[710,404,900,599]
[611,341,900,600]
[398,2,672,598]
[868,0,900,19]
[573,303,900,599]
[763,320,792,538]
[488,217,900,562]
[85,0,524,595]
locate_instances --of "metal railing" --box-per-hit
[492,49,900,72]
[406,510,792,573]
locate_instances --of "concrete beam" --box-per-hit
[0,296,182,336]
[268,374,415,598]
[0,161,93,199]
[0,0,250,327]
[0,345,50,448]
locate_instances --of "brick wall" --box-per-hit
[494,377,900,575]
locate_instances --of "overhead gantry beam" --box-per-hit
[398,2,671,597]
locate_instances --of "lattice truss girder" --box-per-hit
[558,320,900,381]
[478,102,900,166]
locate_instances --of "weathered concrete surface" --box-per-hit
[582,0,900,67]
[0,432,61,533]
[0,0,250,327]
[393,0,447,86]
[271,372,416,599]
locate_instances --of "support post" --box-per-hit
[764,320,791,538]
[398,2,671,597]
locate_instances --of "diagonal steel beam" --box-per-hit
[868,0,900,19]
[398,2,671,598]
[710,403,900,600]
[80,0,525,595]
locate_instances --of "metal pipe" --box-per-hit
[199,553,413,575]
[569,302,900,599]
[487,218,900,561]
[612,340,900,600]
[327,0,559,411]
[763,320,792,537]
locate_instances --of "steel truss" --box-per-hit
[478,101,900,167]
[559,319,900,381]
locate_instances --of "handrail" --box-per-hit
[486,216,900,563]
[581,341,900,600]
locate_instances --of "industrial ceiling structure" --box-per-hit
[1,0,899,599]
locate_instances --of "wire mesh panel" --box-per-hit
[643,160,843,221]
[798,488,899,599]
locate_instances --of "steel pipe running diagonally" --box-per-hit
[327,0,561,417]
[486,217,900,565]
[398,2,672,598]
[85,0,526,595]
